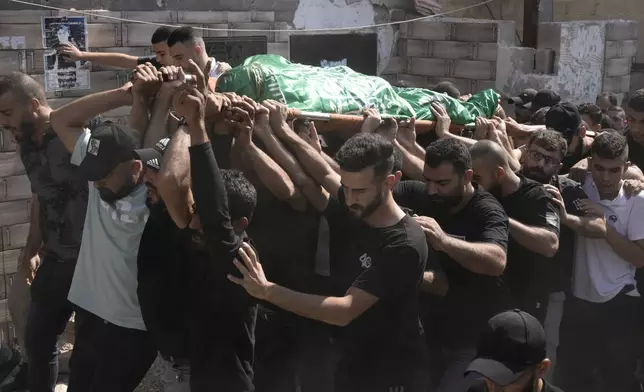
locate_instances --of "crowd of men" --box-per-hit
[0,25,643,392]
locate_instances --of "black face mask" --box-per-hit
[97,176,138,205]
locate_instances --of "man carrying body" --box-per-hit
[167,26,231,82]
[393,138,510,392]
[470,140,561,323]
[0,73,87,392]
[230,132,429,392]
[554,132,644,392]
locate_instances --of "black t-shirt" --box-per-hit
[499,175,561,299]
[137,55,162,69]
[394,181,511,347]
[467,378,564,392]
[324,189,428,374]
[137,203,190,359]
[627,131,644,171]
[549,175,588,292]
[560,142,590,174]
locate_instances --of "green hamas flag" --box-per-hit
[216,54,500,124]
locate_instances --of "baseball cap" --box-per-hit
[508,88,537,107]
[466,310,546,386]
[78,123,141,182]
[525,89,561,112]
[545,102,582,140]
[133,138,170,171]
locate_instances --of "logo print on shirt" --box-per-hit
[87,138,100,156]
[359,253,372,269]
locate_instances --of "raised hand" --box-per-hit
[57,43,83,61]
[430,101,451,138]
[132,63,162,97]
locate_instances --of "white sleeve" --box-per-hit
[70,128,91,166]
[627,194,644,241]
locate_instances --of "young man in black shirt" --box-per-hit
[57,26,174,69]
[230,132,429,392]
[466,310,563,392]
[157,63,258,391]
[470,140,561,323]
[393,138,510,392]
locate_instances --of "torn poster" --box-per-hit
[42,16,90,92]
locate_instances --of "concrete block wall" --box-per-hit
[381,17,516,94]
[603,20,638,101]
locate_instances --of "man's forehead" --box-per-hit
[527,143,560,157]
[423,162,457,179]
[591,154,627,167]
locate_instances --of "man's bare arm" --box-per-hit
[157,127,194,229]
[50,86,132,152]
[244,142,298,202]
[509,219,559,257]
[421,270,449,296]
[393,139,426,181]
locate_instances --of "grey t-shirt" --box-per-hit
[68,130,149,330]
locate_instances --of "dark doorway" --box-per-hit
[203,36,268,68]
[289,34,378,75]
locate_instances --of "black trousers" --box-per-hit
[253,307,338,392]
[67,307,156,392]
[25,257,75,392]
[554,293,642,392]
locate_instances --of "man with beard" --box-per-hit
[470,140,560,324]
[0,73,88,392]
[466,310,563,392]
[520,129,606,377]
[544,103,593,173]
[393,138,510,392]
[229,132,429,392]
[167,27,231,83]
[48,65,164,390]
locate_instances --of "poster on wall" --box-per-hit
[41,16,90,93]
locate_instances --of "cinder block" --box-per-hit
[177,11,227,24]
[0,200,29,227]
[0,10,53,24]
[0,51,25,75]
[0,249,21,276]
[606,21,639,41]
[475,79,497,92]
[251,11,275,22]
[230,23,273,40]
[452,60,495,80]
[452,23,498,43]
[203,24,230,38]
[605,57,632,77]
[0,152,24,178]
[123,11,177,23]
[476,43,499,62]
[250,0,299,12]
[267,42,289,59]
[383,57,407,74]
[603,75,631,93]
[427,77,470,94]
[274,23,294,43]
[2,222,30,249]
[3,175,31,202]
[431,41,475,60]
[275,11,296,23]
[59,11,122,24]
[400,39,428,57]
[396,73,429,88]
[88,24,122,48]
[605,40,637,59]
[227,12,253,23]
[409,58,450,77]
[124,23,160,46]
[0,24,44,49]
[406,21,450,41]
[32,70,123,99]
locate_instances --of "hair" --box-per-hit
[629,89,644,113]
[530,106,550,125]
[527,129,568,159]
[151,26,174,44]
[85,115,107,130]
[334,133,394,177]
[469,140,509,169]
[600,113,616,130]
[433,81,461,99]
[220,169,257,222]
[58,24,70,34]
[0,72,47,104]
[167,26,201,47]
[599,128,619,134]
[597,92,618,108]
[578,103,603,126]
[392,146,403,173]
[424,138,472,175]
[591,132,628,160]
[393,80,409,88]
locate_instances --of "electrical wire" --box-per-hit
[9,0,497,33]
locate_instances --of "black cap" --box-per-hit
[545,102,582,139]
[508,88,537,107]
[78,123,140,182]
[525,89,561,112]
[466,310,546,386]
[133,138,170,171]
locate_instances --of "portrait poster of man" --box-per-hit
[41,16,90,92]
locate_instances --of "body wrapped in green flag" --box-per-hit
[216,54,500,124]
